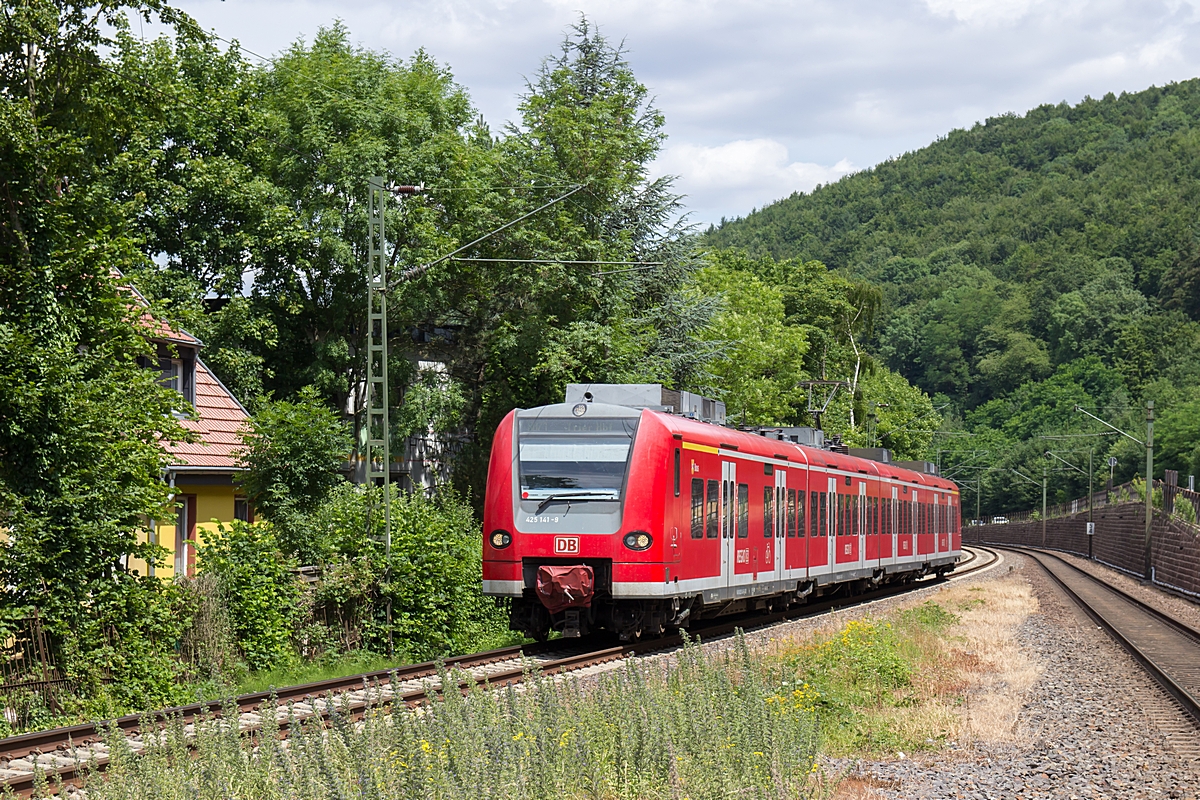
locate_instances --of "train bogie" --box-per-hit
[483,391,961,641]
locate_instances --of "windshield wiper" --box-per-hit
[533,492,615,514]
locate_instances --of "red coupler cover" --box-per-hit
[535,565,594,614]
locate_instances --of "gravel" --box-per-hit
[851,551,1200,800]
[1053,550,1200,633]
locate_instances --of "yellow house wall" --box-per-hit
[130,484,241,580]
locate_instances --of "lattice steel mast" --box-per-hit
[366,177,391,552]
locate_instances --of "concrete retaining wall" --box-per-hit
[964,502,1200,598]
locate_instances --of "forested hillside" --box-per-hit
[707,81,1200,514]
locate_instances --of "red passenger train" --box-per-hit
[482,385,961,641]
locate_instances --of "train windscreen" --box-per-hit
[517,416,638,500]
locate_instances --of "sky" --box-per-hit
[163,0,1200,226]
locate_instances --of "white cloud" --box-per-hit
[922,0,1043,25]
[169,0,1200,225]
[655,140,854,223]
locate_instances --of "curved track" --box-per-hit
[0,546,996,796]
[1004,546,1200,727]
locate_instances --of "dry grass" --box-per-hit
[824,574,1041,799]
[937,576,1041,745]
[766,572,1039,761]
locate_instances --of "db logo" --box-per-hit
[554,536,580,555]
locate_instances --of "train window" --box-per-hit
[872,497,879,537]
[706,479,719,539]
[763,487,773,538]
[674,449,681,497]
[737,484,749,538]
[810,492,819,537]
[764,463,773,476]
[819,493,828,537]
[517,416,636,501]
[787,489,796,537]
[691,479,704,539]
[724,480,732,537]
[797,490,806,537]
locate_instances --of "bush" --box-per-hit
[198,521,299,672]
[382,488,511,660]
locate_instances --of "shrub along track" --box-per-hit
[0,547,998,797]
[1001,547,1200,741]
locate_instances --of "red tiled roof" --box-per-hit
[118,275,204,346]
[138,309,202,346]
[165,358,249,470]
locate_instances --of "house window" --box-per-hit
[234,498,253,523]
[160,358,182,393]
[156,350,195,404]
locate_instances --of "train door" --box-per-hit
[827,476,838,568]
[939,493,951,553]
[774,467,787,584]
[888,485,899,566]
[933,493,941,556]
[720,460,736,590]
[806,472,829,575]
[858,480,868,569]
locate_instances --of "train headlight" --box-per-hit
[490,530,513,549]
[623,531,652,551]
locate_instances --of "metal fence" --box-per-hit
[988,479,1200,531]
[0,610,71,728]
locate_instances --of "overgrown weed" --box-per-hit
[83,635,821,800]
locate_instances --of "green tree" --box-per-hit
[690,259,810,424]
[0,0,202,708]
[236,385,352,527]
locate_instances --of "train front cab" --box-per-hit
[483,402,686,640]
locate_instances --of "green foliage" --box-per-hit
[236,385,352,526]
[682,250,937,453]
[197,521,299,672]
[235,482,510,666]
[86,635,819,800]
[690,257,809,424]
[779,604,961,756]
[898,601,961,632]
[381,489,510,660]
[0,0,210,715]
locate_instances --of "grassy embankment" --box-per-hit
[61,576,1036,800]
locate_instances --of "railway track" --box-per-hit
[1006,546,1200,728]
[0,546,997,797]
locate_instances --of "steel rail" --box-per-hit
[0,547,992,796]
[1002,546,1200,726]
